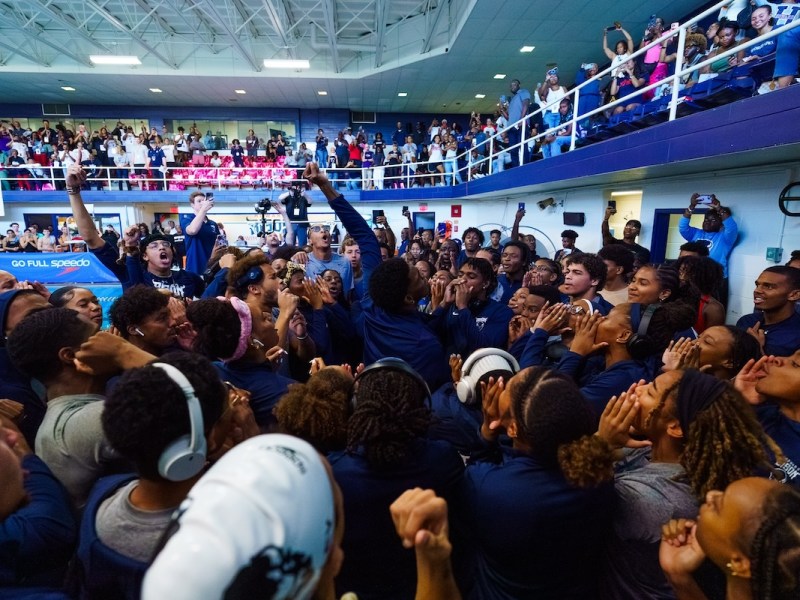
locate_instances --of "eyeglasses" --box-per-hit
[309,225,331,233]
[147,241,171,250]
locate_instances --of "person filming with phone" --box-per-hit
[679,193,738,307]
[181,191,220,275]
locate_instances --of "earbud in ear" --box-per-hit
[250,337,265,349]
[135,328,145,337]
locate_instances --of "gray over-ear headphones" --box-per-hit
[152,362,207,481]
[456,348,521,405]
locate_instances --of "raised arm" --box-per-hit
[511,208,525,241]
[65,165,103,249]
[272,200,295,247]
[602,206,617,246]
[184,196,214,236]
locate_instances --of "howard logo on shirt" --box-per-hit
[152,279,187,298]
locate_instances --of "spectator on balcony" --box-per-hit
[603,23,635,76]
[189,135,206,167]
[640,16,667,76]
[245,128,258,158]
[499,78,532,168]
[541,99,574,159]
[610,59,645,114]
[314,128,328,166]
[754,0,800,89]
[662,32,708,93]
[428,134,446,186]
[146,139,166,191]
[701,20,746,75]
[230,139,245,168]
[538,68,570,131]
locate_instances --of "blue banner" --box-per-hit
[0,253,120,284]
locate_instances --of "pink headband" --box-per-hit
[219,296,252,362]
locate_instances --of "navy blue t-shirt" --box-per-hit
[757,403,800,487]
[736,311,800,357]
[214,361,295,429]
[179,214,218,275]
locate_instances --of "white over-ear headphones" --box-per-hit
[152,362,207,481]
[456,348,521,405]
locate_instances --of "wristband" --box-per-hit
[67,186,81,195]
[685,207,693,213]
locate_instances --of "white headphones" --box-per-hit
[456,348,521,405]
[152,362,207,481]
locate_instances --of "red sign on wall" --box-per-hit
[451,204,462,218]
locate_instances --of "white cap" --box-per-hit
[142,434,335,600]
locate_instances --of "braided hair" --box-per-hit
[346,369,430,470]
[655,375,784,498]
[750,485,800,600]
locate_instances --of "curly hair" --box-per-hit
[368,258,411,312]
[110,285,169,339]
[655,375,782,499]
[723,325,764,374]
[8,307,95,382]
[462,227,485,246]
[461,257,498,294]
[226,253,269,299]
[103,352,226,480]
[598,244,635,278]
[186,298,241,360]
[275,368,352,453]
[679,241,710,257]
[510,367,614,488]
[346,369,431,470]
[750,485,800,600]
[639,301,698,357]
[565,253,608,292]
[675,255,723,297]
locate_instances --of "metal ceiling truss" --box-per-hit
[195,0,261,71]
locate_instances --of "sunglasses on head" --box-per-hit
[310,225,331,233]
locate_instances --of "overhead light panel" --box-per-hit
[493,73,506,79]
[263,59,310,69]
[475,93,486,99]
[520,46,535,53]
[317,90,328,96]
[397,92,408,97]
[90,55,141,65]
[610,190,642,196]
[149,88,163,93]
[235,89,247,94]
[61,86,76,91]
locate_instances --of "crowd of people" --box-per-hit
[0,160,799,600]
[2,2,797,193]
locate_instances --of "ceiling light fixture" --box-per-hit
[90,55,141,65]
[149,88,163,93]
[493,73,506,79]
[520,46,535,53]
[475,93,486,99]
[263,59,310,69]
[235,89,246,94]
[397,92,408,97]
[317,91,328,96]
[61,86,76,91]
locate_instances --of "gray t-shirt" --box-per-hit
[601,447,699,600]
[35,394,118,508]
[96,479,176,562]
[306,252,354,293]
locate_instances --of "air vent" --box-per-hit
[351,111,376,124]
[42,104,71,116]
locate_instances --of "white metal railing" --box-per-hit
[1,1,795,194]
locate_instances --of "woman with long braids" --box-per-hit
[329,359,463,600]
[660,477,800,600]
[596,369,787,599]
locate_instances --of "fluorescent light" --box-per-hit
[263,59,310,69]
[520,46,535,53]
[317,90,328,96]
[61,86,75,91]
[397,92,408,97]
[610,190,642,196]
[493,73,506,79]
[475,93,486,99]
[235,89,247,94]
[90,55,141,65]
[149,88,162,93]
